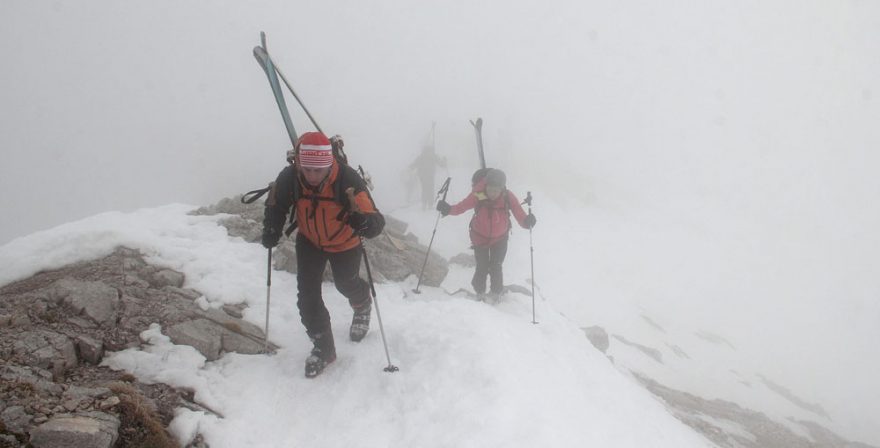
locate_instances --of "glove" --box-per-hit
[524,214,537,229]
[348,212,370,236]
[436,200,451,216]
[261,227,280,248]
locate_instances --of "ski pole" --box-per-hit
[413,177,451,294]
[361,242,398,373]
[523,192,538,324]
[265,248,273,352]
[345,188,399,373]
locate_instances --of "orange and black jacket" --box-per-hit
[263,161,385,253]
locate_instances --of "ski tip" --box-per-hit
[260,31,267,49]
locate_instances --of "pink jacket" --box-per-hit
[448,178,529,247]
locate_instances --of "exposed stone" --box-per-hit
[221,330,266,355]
[222,304,245,319]
[97,396,120,410]
[12,330,78,371]
[29,412,119,448]
[123,274,150,288]
[66,316,96,329]
[612,335,663,363]
[581,326,610,354]
[218,215,262,243]
[0,314,10,328]
[50,279,119,327]
[0,434,20,446]
[0,405,31,434]
[62,386,111,411]
[153,269,185,289]
[384,215,409,235]
[165,319,223,361]
[164,286,201,301]
[450,252,476,267]
[0,364,62,395]
[10,313,32,328]
[75,335,104,365]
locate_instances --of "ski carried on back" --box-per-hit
[470,117,486,169]
[253,33,297,146]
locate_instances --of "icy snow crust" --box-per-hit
[0,204,710,447]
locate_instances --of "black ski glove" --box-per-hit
[524,214,537,229]
[261,227,281,249]
[436,200,451,216]
[348,212,370,236]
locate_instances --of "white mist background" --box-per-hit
[2,0,879,444]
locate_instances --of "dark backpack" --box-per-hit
[470,167,511,226]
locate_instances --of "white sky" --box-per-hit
[2,0,879,444]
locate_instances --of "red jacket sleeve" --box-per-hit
[507,191,529,228]
[449,193,478,216]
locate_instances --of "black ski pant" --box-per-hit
[295,233,372,338]
[472,237,508,295]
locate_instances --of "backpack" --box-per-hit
[469,167,512,235]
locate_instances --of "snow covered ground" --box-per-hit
[0,204,713,447]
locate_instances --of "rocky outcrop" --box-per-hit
[29,412,119,448]
[48,279,119,328]
[581,326,610,354]
[0,247,275,446]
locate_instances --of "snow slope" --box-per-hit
[0,204,712,448]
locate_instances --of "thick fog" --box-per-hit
[3,0,879,444]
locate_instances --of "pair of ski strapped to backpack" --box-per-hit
[241,31,373,237]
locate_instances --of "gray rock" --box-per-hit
[200,308,265,339]
[218,215,262,242]
[123,274,150,288]
[384,215,409,235]
[166,319,223,361]
[51,279,119,327]
[222,304,244,319]
[0,405,30,434]
[153,269,185,288]
[12,330,78,370]
[29,412,119,448]
[62,386,111,411]
[0,364,63,395]
[221,330,266,355]
[97,396,120,410]
[164,286,201,301]
[449,252,476,267]
[582,326,610,354]
[10,313,32,328]
[612,335,663,363]
[75,335,104,365]
[66,316,96,329]
[0,313,12,327]
[0,434,20,447]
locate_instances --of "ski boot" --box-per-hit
[305,332,336,378]
[349,302,372,342]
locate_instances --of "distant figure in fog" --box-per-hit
[409,145,446,210]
